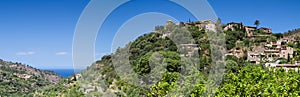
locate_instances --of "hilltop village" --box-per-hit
[157,20,300,72]
[27,20,300,96]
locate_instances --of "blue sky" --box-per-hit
[0,0,89,69]
[0,0,299,69]
[209,0,300,33]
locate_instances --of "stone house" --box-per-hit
[166,20,174,25]
[162,31,172,38]
[265,62,300,72]
[259,27,272,34]
[179,44,200,57]
[280,46,294,59]
[223,22,243,31]
[184,20,215,31]
[247,51,264,64]
[263,40,294,61]
[184,21,205,30]
[226,49,244,58]
[223,22,272,37]
[205,23,216,32]
[281,37,296,44]
[244,26,257,37]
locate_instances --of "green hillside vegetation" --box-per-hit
[32,78,84,97]
[0,59,63,96]
[34,21,300,96]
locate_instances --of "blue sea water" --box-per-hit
[48,69,76,78]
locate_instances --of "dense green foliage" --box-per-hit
[0,59,63,96]
[14,22,300,96]
[216,65,300,96]
[30,77,85,96]
[225,31,246,50]
[57,22,299,96]
[33,22,299,96]
[70,54,300,97]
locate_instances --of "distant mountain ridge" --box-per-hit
[0,59,63,96]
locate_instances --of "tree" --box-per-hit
[135,52,152,75]
[254,20,260,28]
[225,60,239,73]
[216,18,221,24]
[287,43,295,48]
[288,53,291,63]
[294,36,300,41]
[269,36,277,42]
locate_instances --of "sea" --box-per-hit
[46,69,78,78]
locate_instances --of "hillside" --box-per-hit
[34,20,300,96]
[0,59,63,96]
[283,28,300,38]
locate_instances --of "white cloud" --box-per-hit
[16,51,36,55]
[56,52,67,55]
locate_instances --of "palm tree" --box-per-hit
[254,20,260,29]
